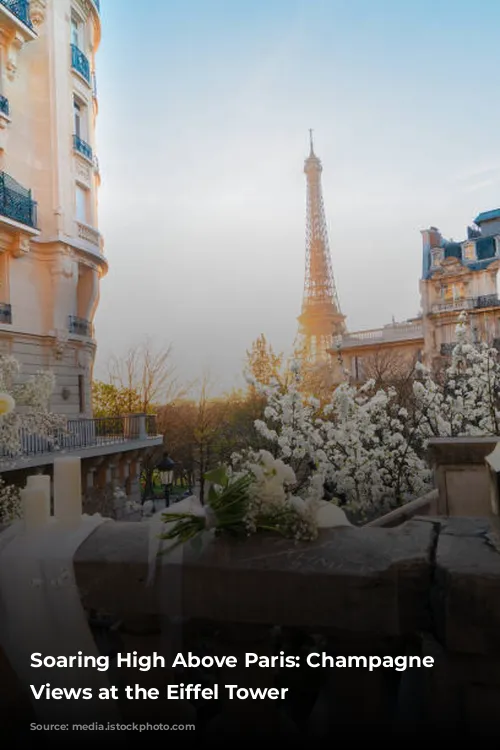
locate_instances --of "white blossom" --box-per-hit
[235,313,499,522]
[0,475,21,524]
[0,355,65,460]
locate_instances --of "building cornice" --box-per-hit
[32,235,108,274]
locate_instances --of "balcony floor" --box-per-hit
[0,435,163,472]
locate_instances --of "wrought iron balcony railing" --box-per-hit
[0,414,161,461]
[0,95,9,117]
[0,0,33,29]
[0,171,37,228]
[0,302,12,324]
[475,294,500,309]
[68,315,92,337]
[73,133,92,161]
[71,43,90,83]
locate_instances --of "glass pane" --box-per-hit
[75,187,87,223]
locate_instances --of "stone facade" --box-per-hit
[334,213,500,383]
[0,0,105,418]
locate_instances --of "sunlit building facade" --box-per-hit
[334,210,500,382]
[0,0,105,416]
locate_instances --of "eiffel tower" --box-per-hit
[296,131,345,367]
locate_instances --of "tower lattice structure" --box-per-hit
[296,131,345,364]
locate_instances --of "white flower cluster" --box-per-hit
[112,485,142,515]
[412,312,500,439]
[242,313,498,519]
[231,449,321,540]
[0,475,21,525]
[0,355,65,458]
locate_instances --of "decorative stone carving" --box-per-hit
[76,160,91,185]
[0,231,31,256]
[77,348,93,369]
[77,222,100,247]
[74,0,91,21]
[51,253,76,279]
[30,0,47,27]
[62,244,76,258]
[6,33,24,81]
[78,257,98,271]
[0,231,11,254]
[54,330,69,360]
[11,233,30,258]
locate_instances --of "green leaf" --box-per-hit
[204,465,228,487]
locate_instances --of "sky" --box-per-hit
[93,0,500,395]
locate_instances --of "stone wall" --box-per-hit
[2,515,499,739]
[69,515,500,739]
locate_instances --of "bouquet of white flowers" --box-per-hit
[159,450,351,551]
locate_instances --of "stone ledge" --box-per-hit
[427,436,500,466]
[73,516,500,654]
[433,517,500,654]
[74,519,436,635]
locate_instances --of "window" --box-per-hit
[73,98,81,139]
[75,185,88,223]
[71,15,83,49]
[78,375,86,413]
[73,96,88,140]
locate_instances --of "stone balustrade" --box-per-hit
[61,514,500,739]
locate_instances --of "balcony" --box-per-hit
[0,0,33,30]
[77,221,100,250]
[0,171,37,228]
[0,302,11,324]
[432,294,500,314]
[73,133,92,161]
[0,413,162,468]
[68,315,92,337]
[0,95,9,117]
[431,299,474,314]
[475,294,500,309]
[340,321,423,349]
[71,43,90,84]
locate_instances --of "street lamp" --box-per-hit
[157,454,175,507]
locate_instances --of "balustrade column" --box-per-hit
[124,414,147,440]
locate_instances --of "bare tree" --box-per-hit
[108,338,185,413]
[362,348,416,385]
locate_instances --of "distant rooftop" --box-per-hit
[474,208,500,224]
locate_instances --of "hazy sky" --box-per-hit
[93,0,500,395]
